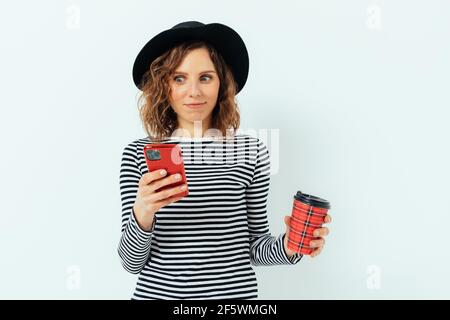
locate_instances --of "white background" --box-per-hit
[1,0,449,299]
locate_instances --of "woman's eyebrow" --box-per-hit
[174,70,216,75]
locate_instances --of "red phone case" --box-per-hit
[143,143,189,199]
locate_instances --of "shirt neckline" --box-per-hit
[158,134,240,142]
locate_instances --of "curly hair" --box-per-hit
[136,40,241,143]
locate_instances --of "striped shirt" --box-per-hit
[118,134,302,300]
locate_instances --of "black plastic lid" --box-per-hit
[294,191,330,209]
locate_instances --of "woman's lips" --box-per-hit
[185,102,206,109]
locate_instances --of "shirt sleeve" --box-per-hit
[246,138,303,266]
[117,140,153,274]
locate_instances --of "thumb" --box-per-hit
[283,216,291,246]
[284,215,291,227]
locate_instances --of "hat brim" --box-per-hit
[132,23,249,94]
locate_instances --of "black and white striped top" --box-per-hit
[118,134,302,300]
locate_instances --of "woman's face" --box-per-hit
[168,47,220,134]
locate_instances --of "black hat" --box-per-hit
[132,21,249,94]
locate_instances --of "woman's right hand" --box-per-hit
[133,169,187,231]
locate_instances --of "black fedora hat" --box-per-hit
[132,21,249,94]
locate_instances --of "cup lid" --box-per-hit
[294,191,331,209]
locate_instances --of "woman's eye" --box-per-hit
[174,76,184,83]
[173,75,212,83]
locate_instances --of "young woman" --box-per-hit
[118,21,332,300]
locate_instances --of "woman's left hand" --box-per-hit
[283,214,332,258]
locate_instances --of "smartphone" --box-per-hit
[143,143,189,199]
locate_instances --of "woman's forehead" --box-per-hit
[174,48,215,72]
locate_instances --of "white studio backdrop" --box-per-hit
[0,0,449,299]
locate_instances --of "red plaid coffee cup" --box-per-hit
[288,230,316,255]
[287,191,331,255]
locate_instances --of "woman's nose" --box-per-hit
[188,81,202,97]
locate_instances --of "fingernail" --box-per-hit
[180,184,187,190]
[174,174,181,180]
[160,170,166,175]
